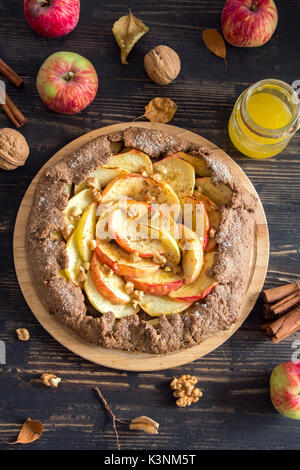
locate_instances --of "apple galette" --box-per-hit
[27,127,257,354]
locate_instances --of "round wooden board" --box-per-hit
[13,122,269,371]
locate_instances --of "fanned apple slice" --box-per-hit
[74,167,129,194]
[145,224,181,267]
[173,152,212,177]
[108,206,166,258]
[75,202,97,262]
[180,195,209,249]
[139,293,191,317]
[95,239,159,278]
[84,272,139,318]
[153,156,195,198]
[91,252,130,304]
[193,191,220,229]
[195,177,233,207]
[104,149,153,175]
[177,224,203,285]
[65,230,84,286]
[63,188,94,239]
[101,174,181,220]
[125,269,184,296]
[169,251,218,302]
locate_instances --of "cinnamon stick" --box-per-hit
[0,93,26,128]
[270,291,300,316]
[261,306,300,344]
[0,58,23,87]
[262,282,300,304]
[262,303,273,320]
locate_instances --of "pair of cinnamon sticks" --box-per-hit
[0,58,26,127]
[262,282,300,343]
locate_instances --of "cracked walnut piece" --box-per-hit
[40,373,61,388]
[16,328,30,341]
[170,375,203,407]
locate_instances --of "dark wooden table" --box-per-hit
[0,0,299,451]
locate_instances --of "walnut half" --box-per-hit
[130,416,159,434]
[170,374,203,407]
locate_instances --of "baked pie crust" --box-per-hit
[26,127,257,354]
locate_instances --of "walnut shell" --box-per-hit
[0,128,29,170]
[144,45,181,85]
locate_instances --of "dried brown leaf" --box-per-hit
[112,11,149,65]
[202,29,227,69]
[130,416,159,434]
[144,97,177,123]
[1,418,44,445]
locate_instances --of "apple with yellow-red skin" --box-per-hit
[270,361,300,420]
[222,0,278,48]
[37,51,98,114]
[24,0,80,38]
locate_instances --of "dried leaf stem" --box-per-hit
[94,387,128,450]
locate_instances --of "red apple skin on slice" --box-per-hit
[90,252,130,304]
[169,251,218,302]
[177,224,203,285]
[108,203,166,258]
[125,270,184,296]
[95,239,159,278]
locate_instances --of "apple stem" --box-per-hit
[63,71,74,82]
[250,1,258,11]
[40,0,50,6]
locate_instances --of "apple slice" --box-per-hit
[104,149,153,175]
[177,224,203,285]
[64,229,83,286]
[173,152,212,177]
[108,207,166,258]
[91,252,130,304]
[153,156,195,198]
[63,188,94,239]
[193,191,220,229]
[139,293,191,317]
[125,269,184,296]
[84,272,139,319]
[101,174,181,220]
[95,239,159,278]
[169,251,218,302]
[195,177,233,207]
[74,167,129,194]
[180,195,209,248]
[145,224,181,267]
[75,202,97,262]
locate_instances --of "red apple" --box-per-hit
[24,0,80,38]
[270,361,300,420]
[36,51,98,114]
[222,0,278,47]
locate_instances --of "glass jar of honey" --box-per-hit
[228,79,300,159]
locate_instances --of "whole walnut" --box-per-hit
[0,128,29,170]
[144,45,181,85]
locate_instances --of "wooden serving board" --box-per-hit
[13,122,269,372]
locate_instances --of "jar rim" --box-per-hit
[241,79,300,139]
